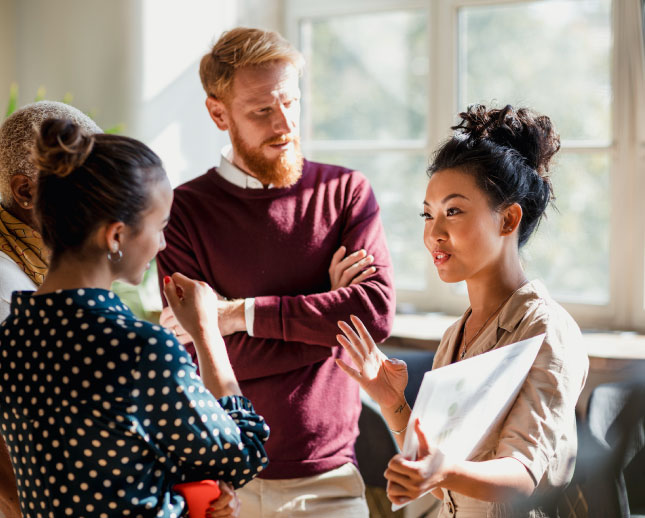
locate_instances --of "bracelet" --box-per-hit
[389,425,408,435]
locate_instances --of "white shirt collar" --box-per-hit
[217,145,272,189]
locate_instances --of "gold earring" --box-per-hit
[23,201,28,207]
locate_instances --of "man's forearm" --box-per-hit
[218,299,246,336]
[252,277,395,346]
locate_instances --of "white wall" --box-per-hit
[0,0,285,186]
[136,0,285,185]
[12,0,136,131]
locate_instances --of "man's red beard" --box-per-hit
[230,122,304,188]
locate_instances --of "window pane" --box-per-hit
[304,10,428,141]
[459,0,612,142]
[524,152,610,304]
[310,151,429,290]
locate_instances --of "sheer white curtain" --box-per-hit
[635,0,645,124]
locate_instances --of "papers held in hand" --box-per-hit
[392,333,545,511]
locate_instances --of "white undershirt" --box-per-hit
[218,145,274,189]
[0,251,37,322]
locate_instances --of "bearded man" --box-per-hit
[157,27,395,518]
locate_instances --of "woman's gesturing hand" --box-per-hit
[335,314,408,410]
[163,273,220,343]
[385,419,449,505]
[163,272,240,397]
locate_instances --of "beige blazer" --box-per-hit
[433,280,589,518]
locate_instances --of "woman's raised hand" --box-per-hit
[162,273,220,344]
[335,315,408,409]
[163,273,240,398]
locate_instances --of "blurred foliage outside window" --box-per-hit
[299,0,613,309]
[303,10,430,291]
[459,0,612,305]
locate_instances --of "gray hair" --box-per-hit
[0,100,101,208]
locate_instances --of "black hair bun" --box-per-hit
[32,118,95,178]
[454,104,560,177]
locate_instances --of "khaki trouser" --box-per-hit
[238,462,369,518]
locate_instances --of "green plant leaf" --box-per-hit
[34,85,46,102]
[3,83,124,135]
[4,83,18,119]
[104,123,125,134]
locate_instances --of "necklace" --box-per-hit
[459,280,529,361]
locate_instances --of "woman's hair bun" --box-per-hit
[32,118,95,178]
[453,104,560,176]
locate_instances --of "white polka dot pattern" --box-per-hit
[0,289,269,517]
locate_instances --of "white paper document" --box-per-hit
[392,333,545,511]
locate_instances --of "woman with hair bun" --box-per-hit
[0,101,101,518]
[0,119,269,517]
[336,105,589,517]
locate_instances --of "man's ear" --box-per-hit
[9,174,36,208]
[501,203,523,236]
[205,97,230,131]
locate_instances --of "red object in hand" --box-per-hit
[164,275,171,285]
[173,480,221,517]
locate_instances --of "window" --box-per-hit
[299,9,430,290]
[458,0,612,309]
[286,0,645,330]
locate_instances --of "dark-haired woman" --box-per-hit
[0,100,101,518]
[0,119,269,517]
[336,105,589,517]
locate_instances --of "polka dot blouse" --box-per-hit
[0,289,269,518]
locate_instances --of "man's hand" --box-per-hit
[329,246,376,290]
[217,299,246,336]
[161,298,246,339]
[206,482,240,518]
[160,306,192,344]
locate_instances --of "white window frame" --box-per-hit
[285,0,645,331]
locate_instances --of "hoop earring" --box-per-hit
[107,248,123,263]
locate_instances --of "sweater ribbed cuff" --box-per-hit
[252,295,283,340]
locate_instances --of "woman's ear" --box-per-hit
[501,203,523,236]
[205,96,230,131]
[9,174,36,208]
[98,221,126,254]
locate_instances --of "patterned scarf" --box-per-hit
[0,207,49,286]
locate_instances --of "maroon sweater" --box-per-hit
[157,159,395,479]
